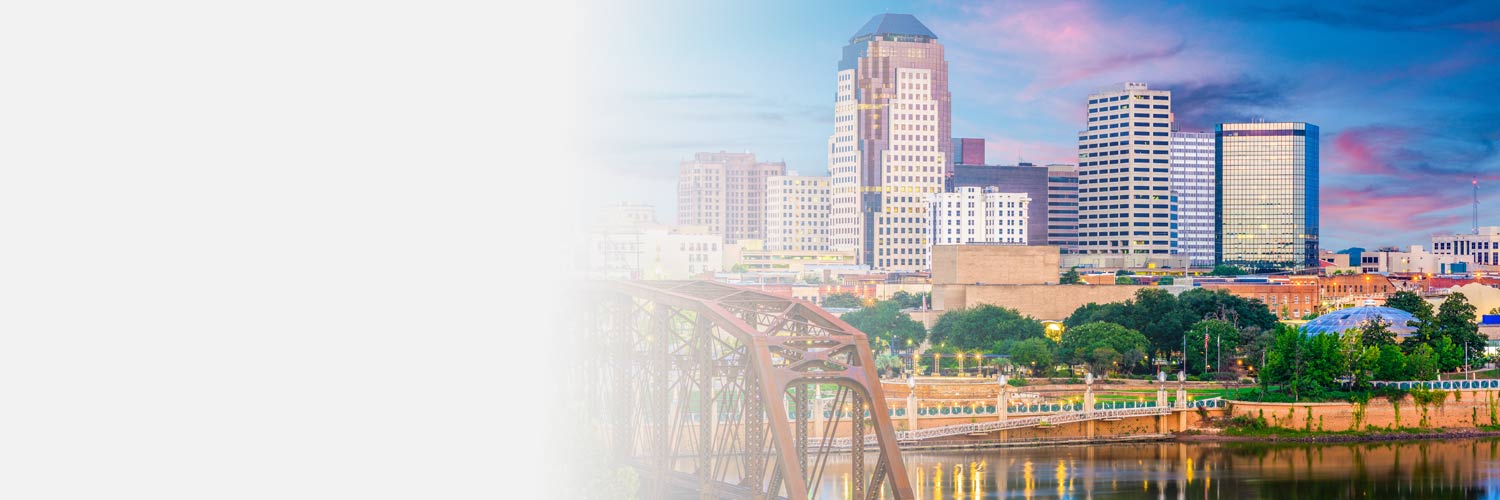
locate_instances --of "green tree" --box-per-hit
[1435,292,1483,363]
[1115,269,1136,276]
[730,264,749,273]
[1008,337,1055,374]
[1301,332,1347,400]
[929,304,1044,352]
[1358,316,1397,347]
[1263,325,1308,401]
[889,290,930,309]
[840,301,926,353]
[1209,264,1246,277]
[1374,344,1408,381]
[1407,343,1439,380]
[1186,319,1240,375]
[1057,322,1149,374]
[1115,275,1135,285]
[1385,291,1434,323]
[1060,267,1083,284]
[1433,336,1462,372]
[1087,347,1124,377]
[1350,344,1380,390]
[822,293,863,309]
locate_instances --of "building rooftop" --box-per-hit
[1303,305,1420,337]
[851,14,936,41]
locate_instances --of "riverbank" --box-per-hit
[1176,427,1500,444]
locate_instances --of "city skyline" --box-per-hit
[584,0,1500,251]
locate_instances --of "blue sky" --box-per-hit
[581,0,1500,250]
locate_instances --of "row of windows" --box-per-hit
[1088,113,1170,122]
[1087,103,1170,113]
[1087,94,1169,104]
[1087,122,1170,131]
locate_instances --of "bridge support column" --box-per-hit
[1086,419,1095,439]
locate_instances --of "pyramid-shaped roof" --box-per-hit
[851,14,936,41]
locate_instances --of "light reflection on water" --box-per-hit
[813,437,1500,499]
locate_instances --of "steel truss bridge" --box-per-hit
[581,280,914,499]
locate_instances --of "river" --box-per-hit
[813,438,1500,499]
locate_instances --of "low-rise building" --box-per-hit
[1199,282,1320,320]
[1432,227,1500,269]
[1317,273,1400,308]
[1358,245,1469,274]
[586,203,724,280]
[722,239,857,277]
[929,245,1142,322]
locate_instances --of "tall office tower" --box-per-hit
[829,13,951,271]
[928,187,1031,259]
[1076,83,1174,262]
[1045,164,1080,252]
[948,164,1049,246]
[677,151,786,243]
[765,174,832,251]
[1170,131,1216,268]
[953,138,985,165]
[1216,122,1320,271]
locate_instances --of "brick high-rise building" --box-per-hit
[828,13,951,271]
[677,151,786,243]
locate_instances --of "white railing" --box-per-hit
[823,405,1173,449]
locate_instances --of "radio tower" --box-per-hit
[1476,178,1481,235]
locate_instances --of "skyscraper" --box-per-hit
[765,174,831,251]
[1216,122,1320,271]
[953,138,985,166]
[829,13,950,271]
[1076,83,1174,262]
[1045,164,1079,252]
[677,151,786,243]
[1170,131,1215,268]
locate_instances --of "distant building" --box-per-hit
[1200,282,1320,320]
[1216,122,1320,271]
[1358,246,1469,274]
[829,13,951,271]
[1170,131,1215,268]
[1432,227,1500,269]
[1077,82,1174,260]
[1046,164,1080,253]
[1318,273,1399,308]
[765,174,831,251]
[721,239,856,276]
[677,151,786,243]
[953,138,985,165]
[948,164,1049,245]
[928,187,1031,262]
[587,204,724,280]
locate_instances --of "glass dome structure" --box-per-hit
[1302,305,1419,336]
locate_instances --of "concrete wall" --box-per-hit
[1228,390,1500,431]
[931,245,1060,286]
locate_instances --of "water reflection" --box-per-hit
[813,437,1500,499]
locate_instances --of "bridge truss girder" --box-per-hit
[584,280,913,500]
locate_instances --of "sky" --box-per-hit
[580,0,1500,250]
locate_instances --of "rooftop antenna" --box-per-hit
[1475,178,1481,235]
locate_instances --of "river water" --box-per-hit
[813,438,1500,499]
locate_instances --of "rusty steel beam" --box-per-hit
[587,280,914,500]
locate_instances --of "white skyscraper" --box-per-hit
[829,14,951,271]
[1076,83,1174,263]
[1170,131,1215,268]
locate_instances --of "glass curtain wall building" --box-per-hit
[828,14,951,271]
[1170,131,1216,268]
[1215,122,1320,271]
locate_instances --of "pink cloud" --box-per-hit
[1322,186,1464,235]
[934,1,1237,99]
[1329,126,1411,176]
